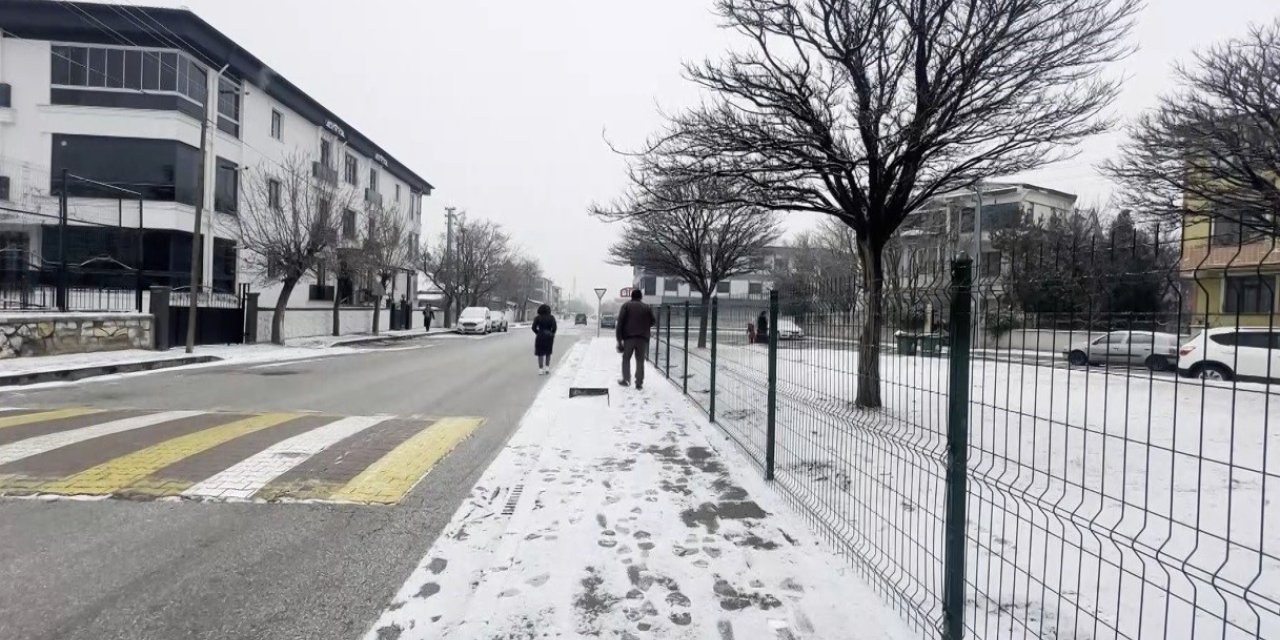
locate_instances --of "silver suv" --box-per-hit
[1062,330,1182,371]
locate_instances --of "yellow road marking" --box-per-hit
[329,417,483,505]
[0,408,98,430]
[40,412,300,496]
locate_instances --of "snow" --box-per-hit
[362,337,917,640]
[657,335,1280,640]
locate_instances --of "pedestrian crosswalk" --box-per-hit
[0,407,484,505]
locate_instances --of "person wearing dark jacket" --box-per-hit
[756,310,769,344]
[615,289,656,389]
[532,304,557,375]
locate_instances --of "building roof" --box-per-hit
[0,0,433,195]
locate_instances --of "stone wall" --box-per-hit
[0,312,153,359]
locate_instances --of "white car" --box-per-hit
[1178,326,1280,382]
[776,318,804,340]
[457,307,491,335]
[488,310,509,333]
[1062,330,1182,371]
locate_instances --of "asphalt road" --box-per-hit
[0,325,584,640]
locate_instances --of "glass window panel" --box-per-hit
[123,49,142,89]
[159,52,177,91]
[217,77,240,121]
[106,48,125,88]
[51,46,72,85]
[176,55,188,97]
[142,51,160,90]
[67,46,88,86]
[187,61,207,104]
[87,47,107,87]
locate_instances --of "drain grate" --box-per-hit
[501,484,524,516]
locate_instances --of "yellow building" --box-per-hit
[1181,214,1279,327]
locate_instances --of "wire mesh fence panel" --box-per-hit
[645,215,1279,640]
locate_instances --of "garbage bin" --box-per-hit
[895,332,918,356]
[919,334,944,356]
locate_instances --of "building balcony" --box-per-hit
[311,161,338,184]
[364,189,382,207]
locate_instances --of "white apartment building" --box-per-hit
[630,246,795,307]
[0,0,431,312]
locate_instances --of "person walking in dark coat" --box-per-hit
[422,306,435,332]
[616,289,656,389]
[756,310,769,344]
[532,304,557,375]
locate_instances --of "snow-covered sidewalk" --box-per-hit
[364,337,913,640]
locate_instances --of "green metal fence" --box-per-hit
[651,237,1279,640]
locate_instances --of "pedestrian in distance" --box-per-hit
[422,306,434,332]
[616,289,656,390]
[532,304,557,375]
[756,309,769,345]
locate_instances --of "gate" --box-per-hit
[167,284,247,347]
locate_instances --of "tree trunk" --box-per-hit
[855,241,884,409]
[697,291,711,349]
[271,277,298,346]
[331,277,341,337]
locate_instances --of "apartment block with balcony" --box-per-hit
[631,246,793,308]
[0,0,431,311]
[1181,211,1279,328]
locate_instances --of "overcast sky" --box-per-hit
[141,0,1277,302]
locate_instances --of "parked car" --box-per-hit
[776,318,804,340]
[575,313,588,326]
[488,310,509,332]
[1178,327,1280,382]
[1062,331,1182,371]
[457,307,491,335]
[600,312,617,329]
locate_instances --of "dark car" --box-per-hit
[600,312,617,329]
[574,313,588,325]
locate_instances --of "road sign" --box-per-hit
[593,288,608,337]
[593,288,607,300]
[619,287,633,298]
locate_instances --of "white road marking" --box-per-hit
[250,358,324,369]
[181,415,390,500]
[0,411,203,466]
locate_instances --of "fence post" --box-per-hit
[766,289,779,481]
[682,301,690,394]
[665,304,672,379]
[150,286,171,351]
[244,292,260,344]
[942,256,973,640]
[709,297,718,422]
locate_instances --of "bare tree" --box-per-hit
[495,254,545,321]
[594,175,780,348]
[1104,19,1280,240]
[626,0,1139,407]
[233,154,354,344]
[419,218,511,319]
[363,204,413,334]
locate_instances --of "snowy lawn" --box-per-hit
[655,334,1280,640]
[362,338,915,639]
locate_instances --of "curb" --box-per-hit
[0,355,221,387]
[328,331,443,347]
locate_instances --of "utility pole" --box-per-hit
[186,65,226,353]
[443,207,457,328]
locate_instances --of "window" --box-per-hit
[664,278,678,292]
[1211,210,1272,247]
[271,110,284,140]
[319,139,332,168]
[214,158,238,215]
[51,44,207,106]
[317,197,332,231]
[748,282,763,295]
[267,179,282,211]
[216,77,241,137]
[342,208,357,238]
[395,184,401,204]
[1235,333,1274,349]
[717,281,731,294]
[642,276,656,296]
[344,154,358,185]
[980,251,1002,278]
[368,168,379,192]
[51,134,200,205]
[1223,275,1276,314]
[1128,333,1153,345]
